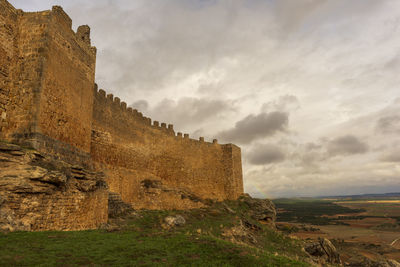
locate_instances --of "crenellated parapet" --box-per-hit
[93,84,226,147]
[94,86,156,128]
[173,132,220,146]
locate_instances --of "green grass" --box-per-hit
[0,230,306,266]
[0,201,311,267]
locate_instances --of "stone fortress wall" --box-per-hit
[0,1,96,163]
[0,0,243,230]
[92,87,243,209]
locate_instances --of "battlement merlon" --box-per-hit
[77,25,91,46]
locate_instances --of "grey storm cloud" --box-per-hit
[381,151,400,162]
[297,142,325,167]
[218,112,288,144]
[132,97,236,129]
[261,95,300,113]
[376,115,400,134]
[305,142,322,151]
[248,144,285,165]
[130,100,149,112]
[327,135,369,156]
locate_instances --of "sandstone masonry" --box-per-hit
[0,0,243,230]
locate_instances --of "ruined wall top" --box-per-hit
[18,5,95,57]
[50,6,96,56]
[51,6,72,29]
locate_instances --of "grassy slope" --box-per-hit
[0,200,311,267]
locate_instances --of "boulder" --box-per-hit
[239,194,276,226]
[222,219,257,245]
[305,237,341,265]
[164,215,186,227]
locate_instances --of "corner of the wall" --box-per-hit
[51,5,72,29]
[1,0,17,14]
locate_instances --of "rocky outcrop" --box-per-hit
[239,194,276,227]
[222,219,258,245]
[0,142,108,232]
[163,215,186,228]
[305,237,342,265]
[219,195,276,246]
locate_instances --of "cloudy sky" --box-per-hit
[12,0,400,198]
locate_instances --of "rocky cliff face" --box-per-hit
[0,142,108,231]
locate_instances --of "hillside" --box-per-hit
[0,194,322,266]
[1,140,399,266]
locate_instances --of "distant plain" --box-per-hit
[273,195,400,263]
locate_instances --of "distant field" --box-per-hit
[274,197,400,262]
[336,200,400,204]
[274,198,400,225]
[273,198,365,225]
[336,200,400,217]
[274,197,400,220]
